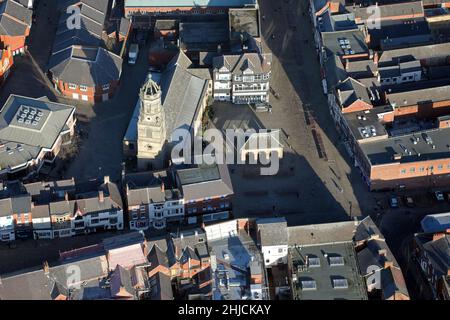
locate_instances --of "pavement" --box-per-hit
[213,0,371,226]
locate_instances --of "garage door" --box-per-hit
[72,93,79,100]
[102,93,109,102]
[81,95,88,101]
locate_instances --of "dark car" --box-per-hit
[389,196,399,208]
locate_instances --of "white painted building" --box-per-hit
[256,218,288,267]
[0,198,15,241]
[212,52,272,104]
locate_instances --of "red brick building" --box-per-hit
[48,46,123,103]
[0,0,32,55]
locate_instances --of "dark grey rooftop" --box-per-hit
[179,21,229,51]
[360,126,450,165]
[386,83,450,108]
[378,42,450,67]
[176,164,233,201]
[343,105,393,141]
[0,95,75,171]
[49,46,123,87]
[321,29,369,57]
[0,0,32,36]
[290,242,368,300]
[256,217,288,247]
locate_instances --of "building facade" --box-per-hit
[137,77,166,170]
[212,53,272,104]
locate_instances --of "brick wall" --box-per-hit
[54,79,120,103]
[370,157,450,190]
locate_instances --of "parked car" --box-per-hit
[434,191,444,202]
[389,196,399,208]
[148,65,161,73]
[404,196,415,208]
[254,103,272,113]
[128,44,139,65]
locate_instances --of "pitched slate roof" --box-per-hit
[49,46,122,87]
[336,77,372,108]
[213,52,272,75]
[176,164,233,201]
[149,272,173,300]
[378,42,450,66]
[0,0,32,37]
[256,217,288,247]
[110,265,135,299]
[160,50,209,139]
[147,244,170,271]
[0,95,75,171]
[55,0,109,53]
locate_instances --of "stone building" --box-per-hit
[137,77,166,170]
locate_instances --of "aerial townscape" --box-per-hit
[0,0,449,305]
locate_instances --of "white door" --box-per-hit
[72,93,79,100]
[81,95,88,101]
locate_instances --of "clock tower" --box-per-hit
[137,76,166,170]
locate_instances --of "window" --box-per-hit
[102,84,110,91]
[429,166,434,171]
[68,83,77,90]
[438,165,443,170]
[278,248,283,253]
[410,167,415,173]
[329,256,345,266]
[307,256,321,267]
[301,280,317,291]
[109,217,118,224]
[332,278,349,289]
[234,75,242,81]
[80,85,88,91]
[419,167,425,172]
[400,169,406,174]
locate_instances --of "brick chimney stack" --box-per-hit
[99,190,104,203]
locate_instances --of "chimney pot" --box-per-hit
[99,190,104,202]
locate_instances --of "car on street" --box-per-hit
[404,196,415,207]
[148,65,161,73]
[434,191,444,201]
[128,43,139,65]
[389,196,399,208]
[254,102,272,113]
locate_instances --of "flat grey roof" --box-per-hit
[290,242,368,300]
[229,7,260,40]
[360,126,450,166]
[321,29,369,57]
[343,105,393,142]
